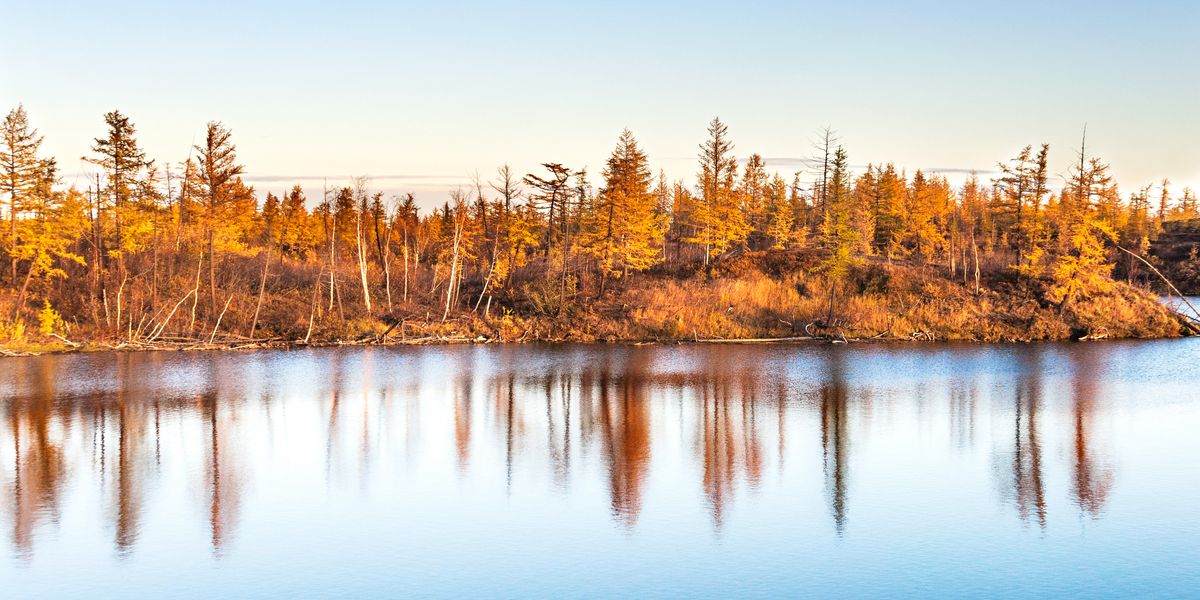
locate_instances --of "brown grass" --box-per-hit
[0,250,1185,354]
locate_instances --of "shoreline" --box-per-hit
[1,329,1190,358]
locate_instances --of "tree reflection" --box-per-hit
[819,349,850,536]
[199,357,243,558]
[696,355,766,529]
[1009,348,1047,528]
[5,360,66,559]
[592,362,651,527]
[1068,348,1113,519]
[454,375,472,472]
[0,344,1136,560]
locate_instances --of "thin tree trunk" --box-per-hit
[189,252,203,335]
[115,273,127,333]
[209,295,233,344]
[356,211,372,313]
[972,240,981,294]
[249,248,271,338]
[12,263,34,321]
[208,227,217,314]
[383,221,393,312]
[305,267,322,344]
[442,218,463,322]
[474,251,496,312]
[402,229,410,304]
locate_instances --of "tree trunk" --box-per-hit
[442,221,462,322]
[355,209,372,313]
[12,262,34,321]
[207,229,217,313]
[249,248,271,337]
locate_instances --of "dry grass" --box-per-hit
[0,250,1185,354]
[598,253,1182,342]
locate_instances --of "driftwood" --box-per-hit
[694,336,819,344]
[375,318,404,342]
[49,333,81,348]
[208,295,234,344]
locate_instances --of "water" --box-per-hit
[2,341,1199,598]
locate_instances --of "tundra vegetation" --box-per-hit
[0,107,1192,353]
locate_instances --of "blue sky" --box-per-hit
[3,0,1197,206]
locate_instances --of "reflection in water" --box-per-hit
[1010,349,1047,528]
[592,361,650,526]
[0,342,1176,563]
[1069,348,1113,519]
[7,361,66,559]
[820,350,849,536]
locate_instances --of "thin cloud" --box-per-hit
[243,174,467,183]
[925,167,999,176]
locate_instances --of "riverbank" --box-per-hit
[1,254,1189,357]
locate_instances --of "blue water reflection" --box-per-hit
[2,341,1199,598]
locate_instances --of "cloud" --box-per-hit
[924,167,999,176]
[243,173,468,183]
[757,157,824,168]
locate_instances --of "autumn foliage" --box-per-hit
[0,107,1190,349]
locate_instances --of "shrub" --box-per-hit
[38,301,66,336]
[0,318,26,342]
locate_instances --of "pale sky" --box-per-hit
[3,0,1197,208]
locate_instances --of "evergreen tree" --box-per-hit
[688,117,748,272]
[2,105,44,285]
[764,173,795,249]
[580,129,665,291]
[901,170,947,262]
[87,110,153,276]
[1048,138,1117,306]
[192,121,245,312]
[9,163,87,318]
[820,147,858,319]
[739,153,769,248]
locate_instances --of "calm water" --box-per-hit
[2,341,1199,598]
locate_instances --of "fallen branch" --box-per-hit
[694,336,819,344]
[1116,244,1200,322]
[209,294,234,344]
[49,333,81,348]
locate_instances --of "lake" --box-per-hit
[2,341,1199,598]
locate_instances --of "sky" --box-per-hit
[3,0,1198,208]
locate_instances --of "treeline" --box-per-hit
[0,106,1193,344]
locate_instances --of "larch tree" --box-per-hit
[10,160,87,319]
[87,110,153,277]
[866,164,905,257]
[580,129,665,293]
[820,146,858,321]
[902,170,948,263]
[192,121,245,313]
[1179,188,1197,219]
[689,117,748,273]
[764,173,795,249]
[489,164,524,294]
[1047,135,1117,307]
[739,153,769,248]
[959,173,988,291]
[524,163,573,259]
[2,105,44,286]
[811,127,838,224]
[996,144,1048,268]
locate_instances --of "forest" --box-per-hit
[1,106,1196,352]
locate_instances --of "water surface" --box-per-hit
[3,341,1199,598]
